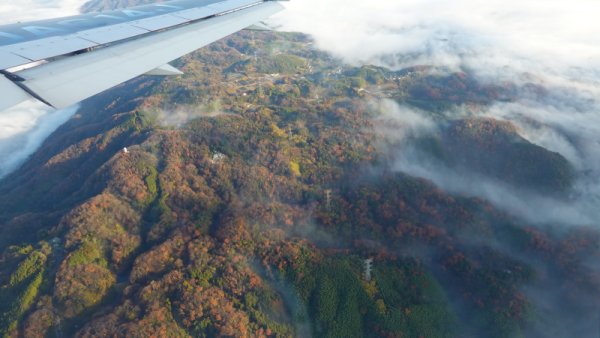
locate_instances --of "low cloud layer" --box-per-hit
[0,1,85,179]
[275,0,600,226]
[0,102,80,177]
[373,99,600,225]
[274,0,600,83]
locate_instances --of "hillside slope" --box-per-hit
[0,31,598,338]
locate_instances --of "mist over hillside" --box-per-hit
[0,0,598,337]
[274,0,600,226]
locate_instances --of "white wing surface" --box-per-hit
[0,0,284,111]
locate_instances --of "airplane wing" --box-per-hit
[0,0,284,111]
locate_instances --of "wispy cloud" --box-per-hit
[147,101,239,128]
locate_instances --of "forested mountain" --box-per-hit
[0,8,598,338]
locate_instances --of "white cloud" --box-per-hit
[148,102,239,128]
[371,99,436,144]
[0,1,86,179]
[372,99,600,225]
[0,102,80,178]
[0,0,84,23]
[273,0,600,225]
[273,0,600,85]
[393,148,597,225]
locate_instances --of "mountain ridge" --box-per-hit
[0,26,598,338]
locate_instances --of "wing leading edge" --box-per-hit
[0,0,284,111]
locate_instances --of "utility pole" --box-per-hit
[364,258,373,281]
[256,49,263,98]
[324,189,332,210]
[251,31,263,99]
